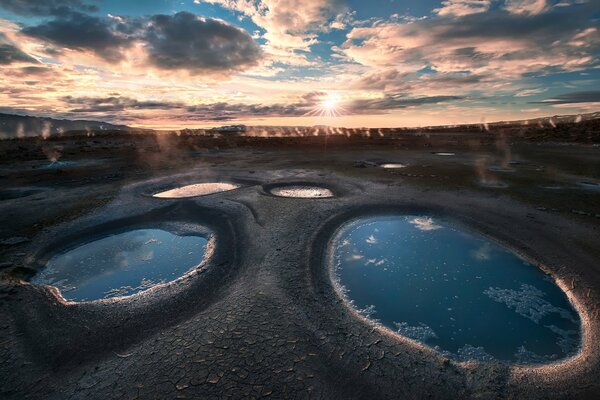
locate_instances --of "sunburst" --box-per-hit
[304,93,347,118]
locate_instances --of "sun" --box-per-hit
[321,96,339,111]
[305,92,346,118]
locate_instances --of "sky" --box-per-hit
[0,0,599,129]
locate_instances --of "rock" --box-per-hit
[0,237,30,246]
[0,262,13,269]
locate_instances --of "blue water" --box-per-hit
[332,215,581,363]
[32,229,208,301]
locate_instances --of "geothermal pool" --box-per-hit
[153,182,240,198]
[331,215,581,363]
[269,185,334,198]
[31,229,208,301]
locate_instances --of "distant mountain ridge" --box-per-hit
[0,113,130,139]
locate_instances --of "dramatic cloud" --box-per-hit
[0,0,97,16]
[203,0,346,64]
[144,12,262,72]
[537,91,600,104]
[21,12,132,62]
[19,11,262,72]
[336,4,600,79]
[0,43,37,64]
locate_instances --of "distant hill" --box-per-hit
[0,113,131,139]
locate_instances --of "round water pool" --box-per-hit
[153,183,240,198]
[331,215,581,363]
[31,229,209,301]
[269,185,334,198]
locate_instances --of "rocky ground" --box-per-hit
[0,133,599,399]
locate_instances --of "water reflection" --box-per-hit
[332,215,581,363]
[32,229,208,301]
[154,182,240,198]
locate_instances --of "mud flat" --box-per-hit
[0,135,599,399]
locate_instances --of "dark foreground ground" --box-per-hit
[0,132,599,399]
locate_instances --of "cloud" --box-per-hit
[21,11,132,62]
[504,0,548,15]
[60,95,309,120]
[61,96,186,113]
[515,87,547,96]
[434,1,493,17]
[409,217,443,231]
[347,94,465,112]
[19,11,262,72]
[536,91,600,104]
[144,12,262,72]
[0,43,37,64]
[0,0,97,16]
[203,0,346,65]
[336,3,600,82]
[472,242,492,261]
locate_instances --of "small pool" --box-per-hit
[31,229,209,301]
[269,185,334,198]
[153,183,240,198]
[380,163,407,169]
[578,181,600,192]
[331,215,581,363]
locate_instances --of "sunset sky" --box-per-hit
[1,0,599,129]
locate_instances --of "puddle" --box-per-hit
[31,229,209,301]
[541,184,565,190]
[578,181,600,192]
[433,152,455,156]
[487,166,515,173]
[153,183,241,198]
[269,185,334,198]
[380,163,407,169]
[331,215,581,363]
